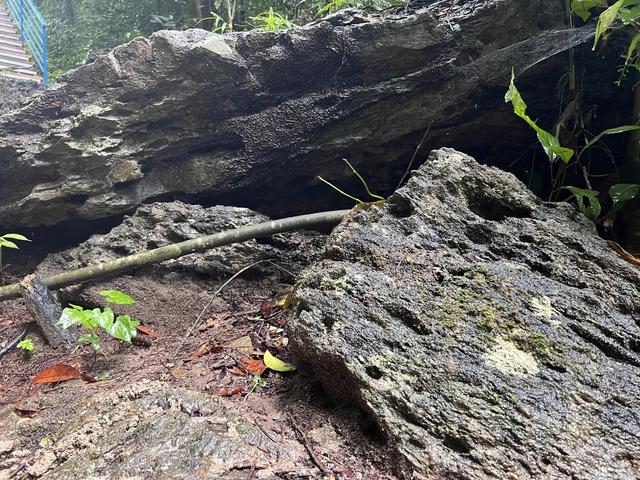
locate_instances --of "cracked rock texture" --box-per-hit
[0,0,610,228]
[288,148,640,479]
[0,381,309,479]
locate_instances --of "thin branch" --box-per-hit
[0,325,29,359]
[0,210,349,302]
[177,260,265,352]
[342,159,384,201]
[317,176,363,203]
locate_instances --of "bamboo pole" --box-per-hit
[0,209,350,301]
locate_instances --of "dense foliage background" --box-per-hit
[37,0,389,78]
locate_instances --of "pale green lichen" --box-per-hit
[483,337,539,377]
[367,351,393,369]
[530,295,561,325]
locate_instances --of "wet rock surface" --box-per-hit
[0,77,41,116]
[0,0,609,228]
[288,148,640,479]
[37,200,326,279]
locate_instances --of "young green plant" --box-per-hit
[506,70,640,221]
[17,338,34,352]
[58,290,140,361]
[251,8,294,31]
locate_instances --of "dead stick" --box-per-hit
[0,325,28,358]
[20,275,78,350]
[0,210,349,302]
[287,413,330,475]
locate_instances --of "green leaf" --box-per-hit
[76,333,101,351]
[0,240,19,249]
[571,0,604,21]
[505,70,574,164]
[107,315,140,343]
[594,0,624,49]
[99,290,136,305]
[536,132,575,164]
[564,186,602,221]
[263,350,297,372]
[623,33,640,66]
[17,339,34,352]
[608,183,640,216]
[584,125,640,149]
[619,1,640,22]
[96,307,115,332]
[59,307,89,329]
[1,233,30,242]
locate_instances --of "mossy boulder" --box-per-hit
[288,148,640,479]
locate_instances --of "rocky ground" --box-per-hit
[0,203,395,479]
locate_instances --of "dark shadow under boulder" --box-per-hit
[288,148,640,479]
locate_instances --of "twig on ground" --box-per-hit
[176,259,296,353]
[0,324,29,359]
[254,419,278,443]
[287,413,330,475]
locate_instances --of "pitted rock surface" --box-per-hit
[288,148,640,479]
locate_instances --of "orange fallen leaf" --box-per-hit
[217,386,244,397]
[136,325,158,337]
[608,240,640,265]
[186,343,209,362]
[239,356,267,376]
[33,364,95,384]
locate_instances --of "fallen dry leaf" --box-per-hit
[169,367,189,379]
[136,325,158,337]
[186,343,209,362]
[608,240,640,265]
[226,335,257,355]
[33,364,95,384]
[260,299,273,318]
[217,386,244,397]
[239,356,267,376]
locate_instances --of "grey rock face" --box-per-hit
[0,381,309,479]
[37,201,326,279]
[288,148,640,479]
[0,0,602,227]
[0,77,41,116]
